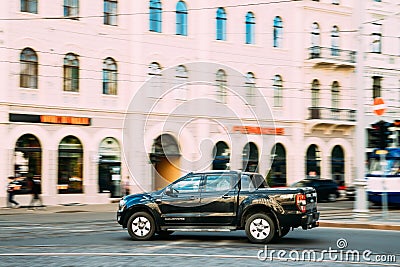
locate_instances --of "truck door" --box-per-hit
[159,174,202,225]
[199,174,238,225]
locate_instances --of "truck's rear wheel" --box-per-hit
[245,213,276,243]
[127,212,156,241]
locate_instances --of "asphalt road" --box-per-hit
[0,207,399,267]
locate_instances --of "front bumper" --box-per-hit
[301,211,320,229]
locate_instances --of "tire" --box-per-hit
[127,212,156,241]
[245,213,276,244]
[328,193,337,202]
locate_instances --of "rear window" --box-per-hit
[241,174,268,190]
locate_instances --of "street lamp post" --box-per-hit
[353,0,369,219]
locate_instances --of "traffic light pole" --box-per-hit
[379,153,389,219]
[353,0,369,219]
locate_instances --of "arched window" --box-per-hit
[331,25,340,56]
[243,142,259,172]
[306,144,321,177]
[273,75,283,107]
[216,69,227,103]
[311,22,321,58]
[216,7,227,41]
[174,65,188,100]
[63,53,79,92]
[245,12,255,44]
[212,141,230,170]
[64,0,79,19]
[245,72,256,106]
[176,1,187,36]
[331,145,344,187]
[269,143,287,187]
[273,16,283,48]
[331,81,340,109]
[104,0,117,26]
[58,136,83,194]
[103,57,117,95]
[20,48,38,89]
[311,79,320,107]
[150,0,162,32]
[21,0,38,13]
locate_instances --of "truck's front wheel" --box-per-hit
[127,212,156,241]
[245,213,276,243]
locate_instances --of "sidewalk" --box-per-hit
[1,202,400,231]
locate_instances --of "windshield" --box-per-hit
[369,158,400,176]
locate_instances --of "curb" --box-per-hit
[319,221,400,231]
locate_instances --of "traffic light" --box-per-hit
[369,121,394,149]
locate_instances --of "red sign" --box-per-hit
[373,97,386,116]
[232,126,284,135]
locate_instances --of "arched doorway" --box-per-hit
[212,141,230,170]
[14,134,42,194]
[98,137,121,197]
[306,144,321,178]
[243,142,259,172]
[150,134,181,190]
[331,145,344,187]
[58,136,83,194]
[269,143,287,187]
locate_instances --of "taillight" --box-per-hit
[296,193,307,213]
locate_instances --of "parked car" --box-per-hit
[117,170,319,244]
[292,178,340,202]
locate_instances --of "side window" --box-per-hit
[204,175,233,192]
[241,175,255,191]
[171,175,201,193]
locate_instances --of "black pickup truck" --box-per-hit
[117,170,319,243]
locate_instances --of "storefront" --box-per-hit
[98,137,121,197]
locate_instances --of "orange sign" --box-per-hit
[232,126,284,135]
[373,97,386,116]
[40,115,91,125]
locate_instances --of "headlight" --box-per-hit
[119,198,126,208]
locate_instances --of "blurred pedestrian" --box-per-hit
[123,176,131,196]
[28,175,43,209]
[7,176,20,208]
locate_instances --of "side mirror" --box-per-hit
[165,186,173,195]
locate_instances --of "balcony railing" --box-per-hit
[308,107,356,122]
[308,47,356,65]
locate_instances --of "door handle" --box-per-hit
[221,195,230,199]
[155,198,162,204]
[189,196,196,200]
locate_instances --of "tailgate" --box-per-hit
[303,187,318,212]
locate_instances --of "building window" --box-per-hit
[21,0,38,14]
[311,22,321,58]
[273,16,283,48]
[273,75,283,107]
[306,144,321,178]
[216,69,227,103]
[174,65,188,100]
[64,0,79,19]
[311,79,320,107]
[331,26,340,56]
[331,81,340,109]
[150,0,162,32]
[58,136,83,194]
[216,7,227,41]
[148,62,162,97]
[371,23,382,53]
[103,57,117,95]
[269,143,287,187]
[245,72,256,106]
[245,12,255,44]
[104,0,117,26]
[63,53,79,92]
[372,76,382,99]
[176,1,187,36]
[20,48,38,89]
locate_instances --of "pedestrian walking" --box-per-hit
[7,176,20,208]
[28,175,43,209]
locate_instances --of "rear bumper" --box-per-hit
[301,211,320,229]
